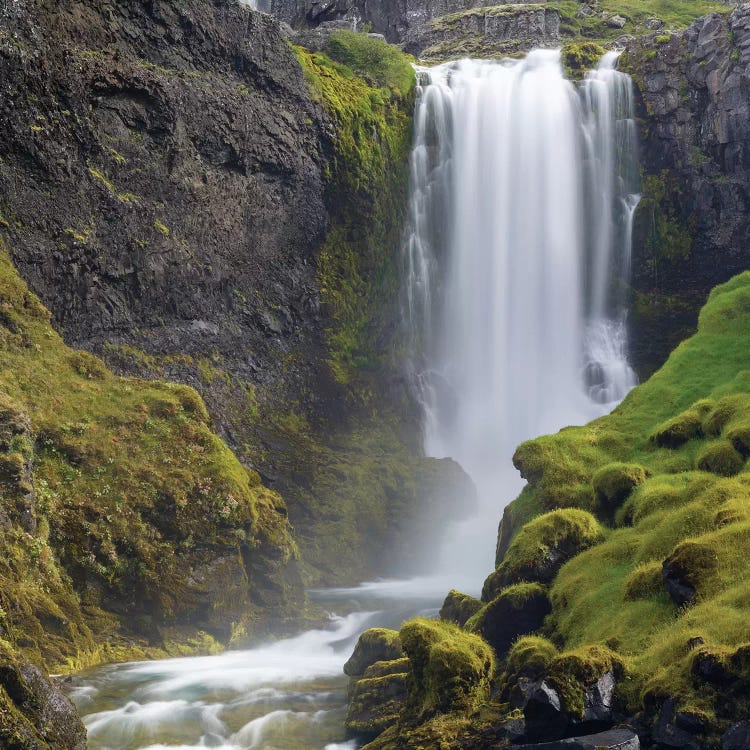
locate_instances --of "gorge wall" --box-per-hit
[624,5,750,378]
[0,0,472,600]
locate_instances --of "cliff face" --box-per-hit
[0,0,471,592]
[624,5,750,376]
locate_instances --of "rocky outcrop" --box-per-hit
[401,4,560,59]
[0,0,466,589]
[623,5,750,375]
[0,644,86,750]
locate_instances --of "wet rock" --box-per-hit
[512,727,640,750]
[623,5,750,375]
[470,584,551,657]
[344,629,403,677]
[653,698,702,750]
[401,5,561,59]
[524,681,568,742]
[723,720,750,750]
[345,666,409,738]
[439,589,482,627]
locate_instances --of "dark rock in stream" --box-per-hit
[510,727,640,750]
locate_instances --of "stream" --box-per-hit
[66,582,448,750]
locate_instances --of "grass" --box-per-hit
[366,274,750,747]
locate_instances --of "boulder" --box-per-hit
[723,721,750,750]
[512,727,640,750]
[469,584,551,657]
[439,589,482,627]
[344,629,403,677]
[345,660,409,739]
[607,14,626,28]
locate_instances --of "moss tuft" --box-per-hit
[592,462,649,519]
[623,560,665,601]
[484,509,605,598]
[696,441,745,477]
[561,42,606,79]
[399,617,493,718]
[650,400,712,448]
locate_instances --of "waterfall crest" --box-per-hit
[404,50,640,583]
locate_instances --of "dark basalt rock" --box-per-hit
[623,5,750,376]
[524,670,619,743]
[653,698,702,750]
[511,727,640,750]
[723,721,750,750]
[473,585,551,657]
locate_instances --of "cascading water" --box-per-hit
[405,50,640,582]
[68,49,642,750]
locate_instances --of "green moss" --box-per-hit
[650,400,712,448]
[484,509,605,598]
[561,42,606,79]
[439,589,482,627]
[623,560,664,601]
[0,241,297,671]
[696,440,745,476]
[345,628,404,676]
[399,617,494,718]
[292,40,413,387]
[488,272,750,737]
[592,462,649,518]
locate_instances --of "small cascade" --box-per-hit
[405,50,641,581]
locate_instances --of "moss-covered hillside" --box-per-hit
[0,240,301,674]
[345,274,750,747]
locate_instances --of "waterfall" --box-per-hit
[405,50,640,584]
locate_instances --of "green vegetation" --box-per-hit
[561,41,606,79]
[0,241,297,672]
[293,34,414,386]
[360,274,750,747]
[558,0,728,46]
[399,617,494,717]
[483,508,605,598]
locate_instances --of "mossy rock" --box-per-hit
[623,560,665,601]
[483,509,605,599]
[649,400,712,448]
[562,41,606,79]
[345,669,409,738]
[592,462,649,520]
[467,583,551,657]
[696,441,745,477]
[662,540,718,605]
[726,423,750,458]
[547,645,624,720]
[703,395,747,436]
[498,635,558,703]
[399,617,493,719]
[344,628,403,677]
[0,642,86,749]
[439,589,482,627]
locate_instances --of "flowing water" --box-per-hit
[69,49,640,749]
[404,50,640,579]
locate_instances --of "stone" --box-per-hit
[472,585,552,657]
[653,698,701,750]
[607,14,626,28]
[723,721,750,750]
[344,629,403,677]
[524,681,568,742]
[439,589,482,627]
[512,728,640,750]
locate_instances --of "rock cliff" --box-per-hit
[624,5,750,375]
